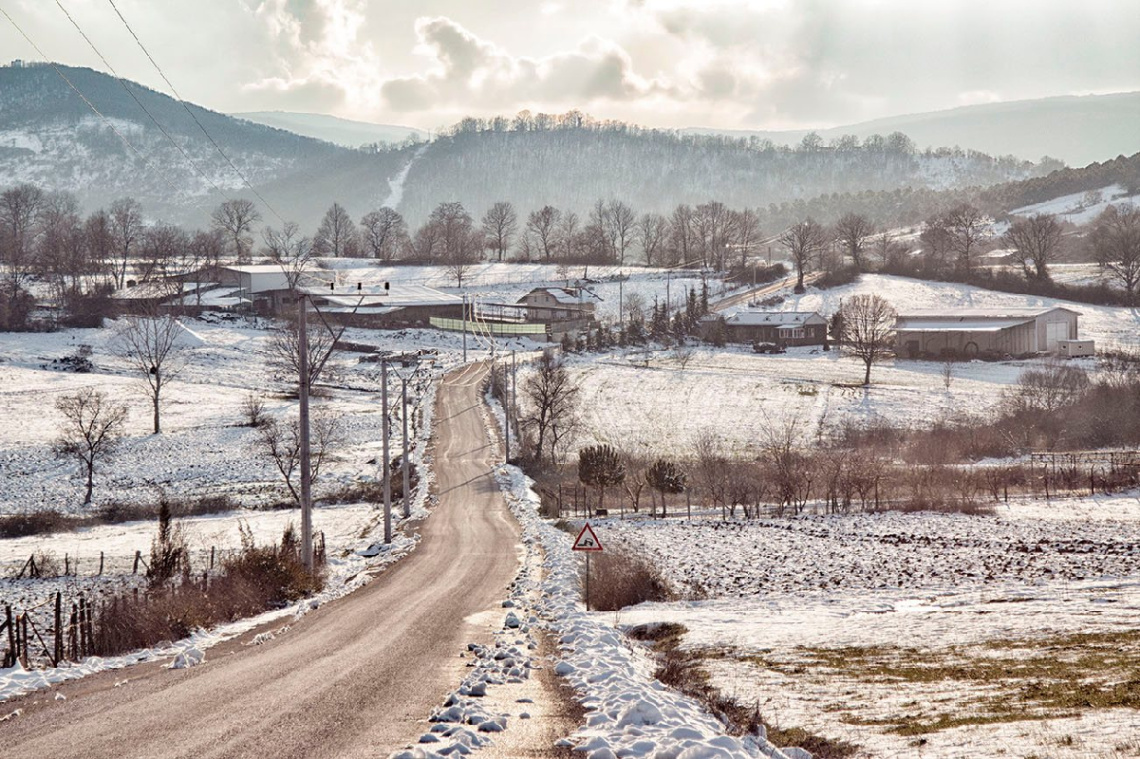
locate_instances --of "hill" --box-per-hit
[232,111,426,148]
[0,62,1070,231]
[0,62,409,229]
[686,92,1140,168]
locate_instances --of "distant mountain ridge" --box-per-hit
[685,92,1140,167]
[232,111,426,148]
[0,62,1100,232]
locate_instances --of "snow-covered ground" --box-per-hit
[1010,183,1140,226]
[551,273,1139,455]
[592,491,1140,759]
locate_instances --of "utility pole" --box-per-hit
[381,358,392,543]
[401,375,411,519]
[298,296,313,570]
[511,349,517,462]
[619,274,624,331]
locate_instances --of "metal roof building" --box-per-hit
[894,306,1081,358]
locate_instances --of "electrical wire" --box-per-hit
[0,5,192,200]
[54,0,231,199]
[104,0,287,224]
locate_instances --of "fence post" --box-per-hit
[55,592,63,664]
[20,613,29,668]
[4,605,13,667]
[65,553,70,576]
[69,604,78,660]
[133,550,141,574]
[99,551,104,576]
[210,546,215,570]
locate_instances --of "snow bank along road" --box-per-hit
[1,362,526,758]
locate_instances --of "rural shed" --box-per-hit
[700,310,828,346]
[894,306,1080,358]
[303,283,464,328]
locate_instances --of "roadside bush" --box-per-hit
[813,266,861,290]
[94,522,324,656]
[586,550,672,611]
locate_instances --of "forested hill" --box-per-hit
[395,119,1056,226]
[0,62,409,228]
[0,62,1067,231]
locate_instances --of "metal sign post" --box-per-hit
[572,522,604,611]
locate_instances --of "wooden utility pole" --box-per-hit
[382,358,392,543]
[298,296,313,569]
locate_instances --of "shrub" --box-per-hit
[586,550,672,611]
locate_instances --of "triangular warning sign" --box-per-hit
[572,522,604,552]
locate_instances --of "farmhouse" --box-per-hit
[699,310,829,346]
[894,306,1081,358]
[516,287,600,322]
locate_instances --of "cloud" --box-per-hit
[242,0,383,112]
[379,16,661,112]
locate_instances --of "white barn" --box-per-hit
[894,306,1081,358]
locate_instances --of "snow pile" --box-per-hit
[495,464,799,759]
[391,559,541,758]
[168,647,204,669]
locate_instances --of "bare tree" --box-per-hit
[113,311,188,433]
[834,212,874,270]
[313,202,359,257]
[211,199,261,263]
[778,218,828,292]
[730,208,762,269]
[526,205,561,261]
[55,387,129,504]
[359,207,408,261]
[838,294,897,385]
[760,415,813,516]
[109,197,144,288]
[263,222,314,292]
[0,183,46,296]
[270,308,342,390]
[557,211,580,261]
[668,204,697,266]
[520,351,580,464]
[256,411,343,505]
[1091,204,1140,296]
[1004,213,1063,281]
[943,203,987,273]
[607,200,637,265]
[637,212,668,266]
[481,201,518,262]
[693,428,728,518]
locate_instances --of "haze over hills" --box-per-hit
[686,92,1140,168]
[0,61,1122,232]
[232,111,427,149]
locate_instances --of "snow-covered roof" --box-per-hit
[223,264,290,274]
[896,306,1079,320]
[520,287,602,305]
[895,318,1034,333]
[722,310,826,327]
[305,284,461,309]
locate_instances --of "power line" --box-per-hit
[0,5,191,200]
[54,0,231,199]
[104,0,287,225]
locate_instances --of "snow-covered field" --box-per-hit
[600,492,1140,758]
[1010,183,1140,226]
[555,274,1140,455]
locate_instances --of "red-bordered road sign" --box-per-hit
[572,522,603,552]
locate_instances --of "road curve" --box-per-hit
[2,361,522,758]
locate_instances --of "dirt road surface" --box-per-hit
[2,362,572,757]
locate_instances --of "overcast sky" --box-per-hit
[3,0,1138,131]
